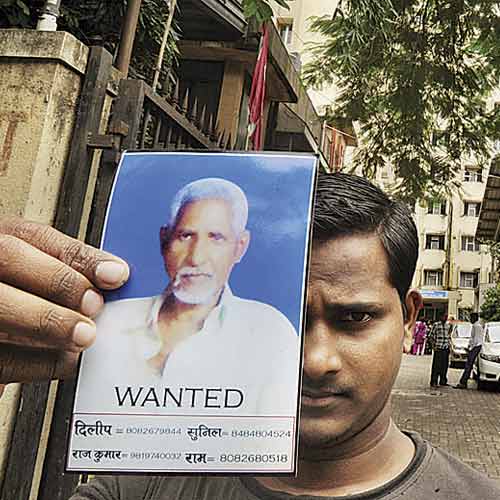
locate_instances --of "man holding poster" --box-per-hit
[76,176,300,416]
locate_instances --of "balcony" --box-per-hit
[178,0,246,41]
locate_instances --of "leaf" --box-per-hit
[242,0,284,23]
[273,0,290,10]
[16,0,29,16]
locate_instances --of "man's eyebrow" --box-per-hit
[322,302,386,313]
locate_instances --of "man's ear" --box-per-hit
[235,230,250,263]
[403,289,423,353]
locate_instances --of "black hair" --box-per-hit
[470,312,479,323]
[313,172,419,308]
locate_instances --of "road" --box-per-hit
[392,354,500,480]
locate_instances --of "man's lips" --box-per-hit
[301,388,346,409]
[179,272,212,280]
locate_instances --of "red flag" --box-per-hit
[248,24,269,150]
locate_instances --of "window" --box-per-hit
[461,236,480,252]
[427,200,447,215]
[463,169,483,182]
[458,308,471,321]
[425,234,445,250]
[463,202,481,217]
[424,270,443,286]
[460,271,478,288]
[279,21,293,45]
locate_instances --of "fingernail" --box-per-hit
[72,322,96,349]
[96,261,129,286]
[81,289,104,317]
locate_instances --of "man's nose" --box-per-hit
[303,318,342,381]
[187,238,208,266]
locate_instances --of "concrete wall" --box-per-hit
[0,30,89,221]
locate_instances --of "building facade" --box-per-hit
[416,173,491,321]
[375,166,492,321]
[272,0,340,111]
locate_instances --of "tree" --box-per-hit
[480,285,500,322]
[304,1,500,201]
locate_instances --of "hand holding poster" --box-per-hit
[67,152,317,474]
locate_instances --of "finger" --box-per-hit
[0,344,78,384]
[0,217,129,290]
[0,234,104,317]
[0,282,96,352]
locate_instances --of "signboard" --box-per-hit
[67,151,317,475]
[419,290,449,299]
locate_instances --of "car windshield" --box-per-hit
[454,324,472,338]
[487,325,500,343]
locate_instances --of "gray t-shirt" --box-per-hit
[70,433,500,499]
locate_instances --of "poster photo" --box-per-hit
[67,151,317,474]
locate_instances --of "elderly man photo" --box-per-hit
[1,172,499,499]
[75,177,300,415]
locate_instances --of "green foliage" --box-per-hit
[304,0,500,202]
[0,0,34,27]
[242,0,289,24]
[480,285,500,322]
[480,239,500,266]
[0,0,179,89]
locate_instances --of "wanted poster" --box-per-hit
[67,151,317,474]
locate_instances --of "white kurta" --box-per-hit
[75,288,300,416]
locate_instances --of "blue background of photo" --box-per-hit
[102,152,317,333]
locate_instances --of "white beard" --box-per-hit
[172,267,219,305]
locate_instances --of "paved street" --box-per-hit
[392,354,500,480]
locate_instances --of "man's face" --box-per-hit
[301,233,419,455]
[162,199,249,304]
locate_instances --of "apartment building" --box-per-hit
[376,166,492,321]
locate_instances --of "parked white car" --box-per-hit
[474,321,500,389]
[449,322,472,368]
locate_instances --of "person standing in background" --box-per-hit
[455,312,484,389]
[412,320,427,355]
[428,314,451,387]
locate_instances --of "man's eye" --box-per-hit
[341,312,372,323]
[209,232,225,241]
[177,232,192,241]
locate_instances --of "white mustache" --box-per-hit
[173,267,214,287]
